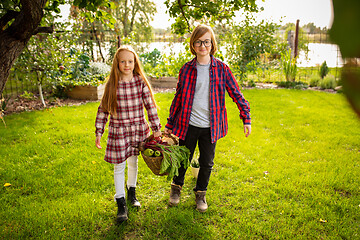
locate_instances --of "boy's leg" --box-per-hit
[169,125,199,206]
[194,127,216,192]
[172,125,199,186]
[193,128,216,212]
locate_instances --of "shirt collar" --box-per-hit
[190,55,217,68]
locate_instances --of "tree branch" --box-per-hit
[0,10,20,34]
[5,0,47,40]
[129,1,138,33]
[182,4,202,9]
[177,0,191,33]
[33,26,54,35]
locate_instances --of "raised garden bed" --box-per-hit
[149,77,177,88]
[66,84,105,100]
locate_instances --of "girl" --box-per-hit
[165,25,251,212]
[95,46,161,223]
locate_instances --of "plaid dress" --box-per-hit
[95,76,161,164]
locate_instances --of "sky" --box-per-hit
[150,0,334,29]
[59,0,333,29]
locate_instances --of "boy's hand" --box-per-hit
[244,124,251,138]
[153,131,161,138]
[164,128,172,135]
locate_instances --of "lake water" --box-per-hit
[297,43,343,68]
[144,42,343,68]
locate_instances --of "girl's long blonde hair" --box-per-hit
[100,46,156,116]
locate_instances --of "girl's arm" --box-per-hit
[95,105,109,148]
[95,135,102,149]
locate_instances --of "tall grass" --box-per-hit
[1,89,359,239]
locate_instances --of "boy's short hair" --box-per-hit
[189,24,218,56]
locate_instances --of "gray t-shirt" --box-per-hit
[189,62,210,128]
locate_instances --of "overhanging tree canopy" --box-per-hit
[0,0,108,96]
[164,0,261,35]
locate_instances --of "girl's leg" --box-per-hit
[114,161,126,200]
[126,155,141,207]
[126,155,138,188]
[114,161,128,222]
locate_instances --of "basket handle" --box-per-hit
[161,131,178,145]
[138,131,178,151]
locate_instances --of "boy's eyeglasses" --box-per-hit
[194,39,212,47]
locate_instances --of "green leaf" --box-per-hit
[157,144,190,180]
[329,0,360,58]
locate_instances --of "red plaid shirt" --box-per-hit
[165,56,251,143]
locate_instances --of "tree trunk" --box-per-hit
[38,82,46,107]
[91,22,105,62]
[123,0,129,37]
[129,3,138,33]
[0,0,47,96]
[35,70,46,107]
[294,19,300,59]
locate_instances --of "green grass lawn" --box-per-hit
[1,89,359,239]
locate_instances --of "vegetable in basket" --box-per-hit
[157,144,190,180]
[143,148,154,157]
[142,136,190,180]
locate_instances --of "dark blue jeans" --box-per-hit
[173,125,216,191]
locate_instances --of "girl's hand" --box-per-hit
[153,131,161,138]
[164,128,172,135]
[95,135,102,149]
[244,124,251,138]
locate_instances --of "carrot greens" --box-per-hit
[156,144,191,180]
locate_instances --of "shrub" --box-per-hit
[319,75,336,89]
[140,48,162,68]
[60,54,109,88]
[19,91,34,100]
[281,49,298,81]
[52,58,109,98]
[319,61,329,79]
[247,79,256,87]
[70,73,107,87]
[142,47,192,78]
[276,81,308,89]
[88,62,111,75]
[309,75,321,87]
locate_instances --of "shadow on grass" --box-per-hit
[103,176,212,239]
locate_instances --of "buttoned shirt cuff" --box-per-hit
[165,122,173,130]
[151,124,161,133]
[242,118,251,125]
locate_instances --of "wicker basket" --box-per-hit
[139,132,178,176]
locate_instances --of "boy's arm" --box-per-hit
[224,66,251,125]
[165,67,184,130]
